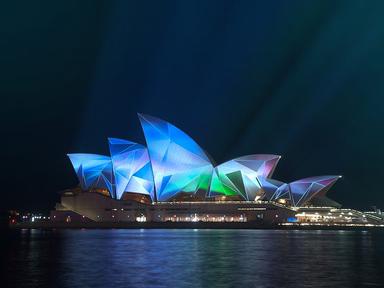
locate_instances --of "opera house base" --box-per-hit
[47,191,296,226]
[10,191,382,230]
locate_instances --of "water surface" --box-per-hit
[2,229,384,287]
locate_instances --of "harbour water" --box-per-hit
[2,229,384,287]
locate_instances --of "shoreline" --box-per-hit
[9,221,384,230]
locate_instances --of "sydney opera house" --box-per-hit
[50,113,366,226]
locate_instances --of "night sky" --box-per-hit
[2,0,384,212]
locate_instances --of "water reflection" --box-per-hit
[1,229,384,288]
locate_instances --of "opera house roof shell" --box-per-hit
[68,114,341,207]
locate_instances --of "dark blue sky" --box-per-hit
[1,0,384,211]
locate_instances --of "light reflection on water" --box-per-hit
[2,229,384,288]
